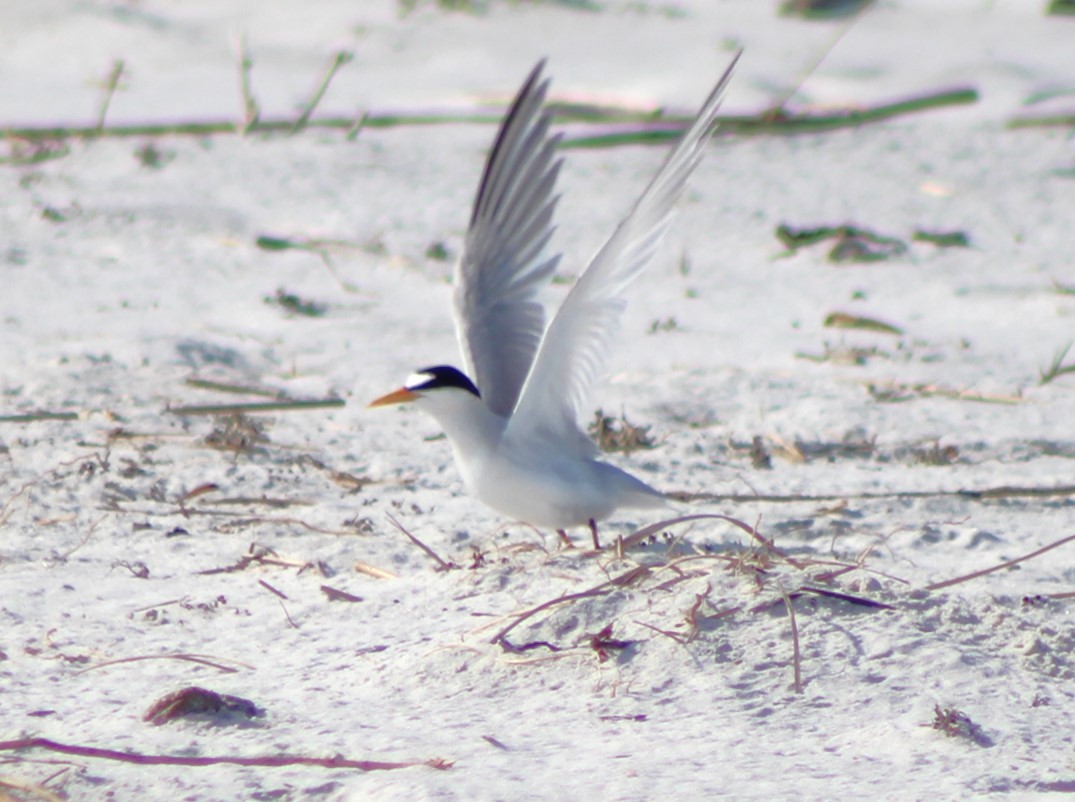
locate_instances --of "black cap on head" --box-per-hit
[406,366,481,398]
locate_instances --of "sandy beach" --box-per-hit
[1,2,1073,799]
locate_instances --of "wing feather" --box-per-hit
[454,61,564,418]
[509,52,741,449]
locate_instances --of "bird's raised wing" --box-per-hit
[453,60,564,419]
[509,52,740,450]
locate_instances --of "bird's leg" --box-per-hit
[589,518,601,551]
[557,529,574,549]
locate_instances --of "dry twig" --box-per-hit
[167,398,344,415]
[1039,341,1075,385]
[353,560,399,580]
[292,50,353,134]
[387,514,455,571]
[670,483,1075,505]
[235,33,260,133]
[780,588,803,694]
[925,533,1075,591]
[94,60,125,132]
[0,737,451,772]
[489,566,649,648]
[258,579,288,600]
[321,585,364,602]
[1,87,978,144]
[0,775,64,802]
[74,653,251,676]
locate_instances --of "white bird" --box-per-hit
[370,54,740,549]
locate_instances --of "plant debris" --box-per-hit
[143,686,263,726]
[930,705,993,746]
[0,136,70,165]
[204,413,270,454]
[588,624,633,663]
[0,736,451,771]
[266,288,328,317]
[750,435,773,469]
[169,398,346,415]
[780,0,873,19]
[823,312,904,335]
[321,584,364,603]
[589,409,656,453]
[912,229,970,247]
[867,382,1022,405]
[425,241,451,261]
[776,223,908,263]
[797,343,890,365]
[912,441,960,466]
[134,141,174,169]
[1039,341,1075,385]
[647,316,679,333]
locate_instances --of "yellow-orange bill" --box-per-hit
[368,387,418,408]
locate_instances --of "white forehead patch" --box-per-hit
[405,371,434,389]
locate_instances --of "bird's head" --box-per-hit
[368,366,481,408]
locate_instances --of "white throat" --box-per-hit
[414,390,506,489]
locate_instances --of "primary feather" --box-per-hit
[453,60,564,418]
[508,52,741,451]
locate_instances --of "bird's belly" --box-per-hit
[473,462,610,528]
[466,450,661,530]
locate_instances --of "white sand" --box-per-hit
[2,1,1073,800]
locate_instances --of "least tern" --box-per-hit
[371,54,739,548]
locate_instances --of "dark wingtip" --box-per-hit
[469,59,553,228]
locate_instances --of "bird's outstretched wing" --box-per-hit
[509,52,741,451]
[453,60,564,419]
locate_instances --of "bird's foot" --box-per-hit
[556,521,602,551]
[588,518,601,551]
